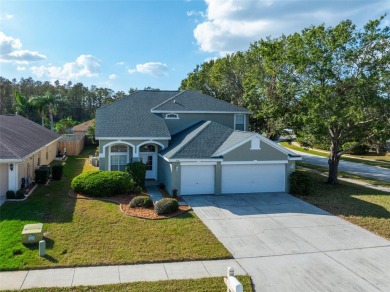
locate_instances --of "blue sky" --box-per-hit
[1,0,388,92]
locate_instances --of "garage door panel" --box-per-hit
[181,165,215,195]
[222,164,285,194]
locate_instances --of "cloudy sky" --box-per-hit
[1,0,388,92]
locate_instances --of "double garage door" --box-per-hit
[181,163,285,195]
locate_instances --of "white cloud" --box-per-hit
[128,62,168,77]
[194,0,390,54]
[0,31,46,63]
[0,13,14,20]
[187,10,206,18]
[31,55,101,80]
[16,66,26,71]
[109,73,117,80]
[116,61,124,65]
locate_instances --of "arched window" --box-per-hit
[110,144,129,171]
[139,144,156,152]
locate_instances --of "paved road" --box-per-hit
[295,151,390,182]
[185,193,390,292]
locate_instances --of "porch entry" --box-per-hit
[139,144,158,180]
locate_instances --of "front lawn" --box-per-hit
[294,169,390,240]
[10,276,253,292]
[280,142,390,169]
[0,148,231,271]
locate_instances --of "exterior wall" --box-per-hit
[163,113,248,135]
[158,156,173,194]
[0,163,8,196]
[285,161,296,192]
[98,139,169,171]
[171,162,181,195]
[223,141,288,161]
[215,162,222,195]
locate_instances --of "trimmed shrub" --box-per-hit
[35,168,49,184]
[52,165,63,180]
[290,171,313,196]
[15,189,25,199]
[154,198,179,215]
[6,190,15,199]
[125,162,146,188]
[129,196,153,208]
[71,170,134,197]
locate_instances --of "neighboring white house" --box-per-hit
[0,115,61,198]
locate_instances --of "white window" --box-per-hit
[110,144,129,171]
[234,114,245,131]
[165,113,179,119]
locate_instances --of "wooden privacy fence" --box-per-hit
[58,135,85,156]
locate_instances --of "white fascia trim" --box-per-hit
[288,156,302,161]
[96,137,171,140]
[0,159,24,163]
[221,160,288,165]
[214,134,256,156]
[157,154,222,163]
[181,162,218,166]
[151,110,251,114]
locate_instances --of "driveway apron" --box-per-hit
[185,193,390,292]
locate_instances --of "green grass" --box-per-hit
[0,148,231,271]
[280,142,390,169]
[293,169,390,240]
[297,162,390,187]
[5,276,253,292]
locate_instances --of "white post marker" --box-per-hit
[39,240,46,257]
[224,267,243,292]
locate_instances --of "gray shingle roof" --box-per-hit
[160,121,234,159]
[95,91,174,138]
[0,115,60,160]
[213,131,254,156]
[152,90,250,113]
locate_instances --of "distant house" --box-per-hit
[0,115,60,197]
[72,119,95,137]
[96,90,301,196]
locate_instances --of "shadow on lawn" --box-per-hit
[0,147,96,224]
[25,237,58,263]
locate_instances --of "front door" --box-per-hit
[140,153,157,180]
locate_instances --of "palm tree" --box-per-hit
[29,92,59,130]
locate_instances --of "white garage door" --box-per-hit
[222,164,286,193]
[181,165,215,195]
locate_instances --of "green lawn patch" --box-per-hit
[0,148,231,271]
[297,162,390,187]
[7,276,253,292]
[293,169,390,240]
[280,142,390,169]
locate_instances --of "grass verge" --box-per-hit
[280,142,390,169]
[297,162,390,188]
[0,147,231,271]
[294,168,390,240]
[5,276,253,292]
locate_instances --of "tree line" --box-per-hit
[180,17,390,184]
[0,77,143,132]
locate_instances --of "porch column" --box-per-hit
[8,163,19,192]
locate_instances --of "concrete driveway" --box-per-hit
[185,193,390,291]
[296,151,390,182]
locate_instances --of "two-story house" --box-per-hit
[95,90,300,195]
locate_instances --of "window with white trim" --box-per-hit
[165,113,179,119]
[110,144,129,171]
[234,114,245,131]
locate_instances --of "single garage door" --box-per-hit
[181,165,215,195]
[222,164,285,193]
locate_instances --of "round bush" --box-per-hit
[154,198,179,215]
[6,190,15,199]
[290,171,313,196]
[15,189,25,199]
[71,170,134,197]
[129,196,153,208]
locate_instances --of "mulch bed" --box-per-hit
[69,191,191,220]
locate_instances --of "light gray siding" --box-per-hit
[163,113,247,135]
[158,156,173,194]
[223,141,288,161]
